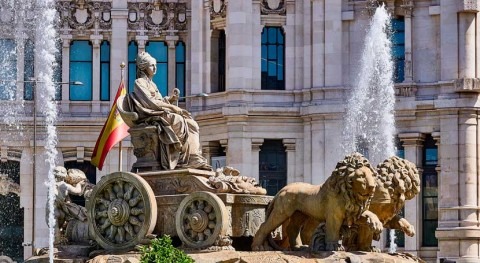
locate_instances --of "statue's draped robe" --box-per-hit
[125,77,209,170]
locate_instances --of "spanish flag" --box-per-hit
[91,80,130,170]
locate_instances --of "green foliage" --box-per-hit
[139,235,194,263]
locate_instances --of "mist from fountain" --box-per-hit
[341,5,397,252]
[0,1,59,262]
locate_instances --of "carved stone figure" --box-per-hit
[0,174,20,196]
[47,166,93,244]
[209,166,267,195]
[119,51,211,172]
[342,156,420,251]
[280,156,420,252]
[251,153,382,251]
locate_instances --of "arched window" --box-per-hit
[422,134,438,247]
[24,39,35,100]
[392,17,405,83]
[64,160,96,207]
[0,39,17,100]
[100,41,110,101]
[70,40,93,101]
[261,27,285,90]
[259,140,287,195]
[176,41,186,99]
[0,161,23,262]
[146,41,168,96]
[128,41,138,93]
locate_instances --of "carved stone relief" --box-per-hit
[128,2,188,36]
[210,0,226,20]
[261,0,286,15]
[56,1,112,35]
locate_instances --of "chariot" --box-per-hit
[85,168,272,251]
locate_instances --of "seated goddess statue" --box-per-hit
[120,51,211,171]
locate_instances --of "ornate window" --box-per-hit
[0,39,17,100]
[128,40,138,93]
[64,161,96,207]
[422,134,438,247]
[259,140,287,195]
[70,40,93,101]
[24,39,35,100]
[175,41,186,99]
[100,41,110,101]
[146,41,168,96]
[261,27,285,90]
[392,17,405,83]
[0,161,23,262]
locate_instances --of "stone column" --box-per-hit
[19,147,33,258]
[398,132,425,255]
[251,138,264,181]
[458,110,478,227]
[283,139,296,184]
[284,1,295,90]
[458,12,476,79]
[226,118,250,175]
[91,36,102,112]
[457,110,479,261]
[167,40,177,96]
[311,0,325,88]
[440,0,458,80]
[110,0,128,105]
[324,0,342,86]
[436,112,461,260]
[311,117,325,185]
[302,0,312,90]
[225,0,253,90]
[302,117,312,184]
[189,0,205,96]
[252,0,262,90]
[402,1,414,83]
[60,35,72,113]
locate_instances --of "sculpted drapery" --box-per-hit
[124,52,211,170]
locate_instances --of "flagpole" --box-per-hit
[119,62,125,171]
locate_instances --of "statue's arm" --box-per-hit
[66,181,85,196]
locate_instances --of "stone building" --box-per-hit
[0,0,478,262]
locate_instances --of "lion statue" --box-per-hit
[251,152,382,251]
[341,156,421,251]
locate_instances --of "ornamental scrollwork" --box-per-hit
[127,2,188,36]
[260,0,286,15]
[56,0,112,35]
[210,0,226,20]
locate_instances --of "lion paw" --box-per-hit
[251,242,272,251]
[399,218,415,237]
[325,242,344,251]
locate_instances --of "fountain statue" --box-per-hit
[0,174,20,196]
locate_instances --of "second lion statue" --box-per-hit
[251,152,383,251]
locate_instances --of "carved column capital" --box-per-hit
[401,0,414,17]
[283,138,296,152]
[252,138,264,152]
[398,132,425,146]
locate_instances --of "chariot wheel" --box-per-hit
[86,172,157,250]
[175,191,228,249]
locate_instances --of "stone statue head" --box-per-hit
[136,51,157,78]
[53,166,67,182]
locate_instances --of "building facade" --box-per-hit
[0,0,479,262]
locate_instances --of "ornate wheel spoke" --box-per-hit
[176,191,228,249]
[87,172,157,250]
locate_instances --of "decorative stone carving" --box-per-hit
[127,2,188,36]
[251,153,382,251]
[459,0,480,13]
[48,167,94,245]
[0,174,20,196]
[56,1,112,34]
[395,85,417,97]
[210,0,226,20]
[0,255,15,263]
[261,0,286,15]
[401,0,414,17]
[86,172,157,250]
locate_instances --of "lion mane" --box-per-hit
[375,156,420,211]
[326,152,378,226]
[252,152,379,251]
